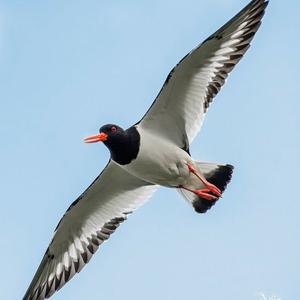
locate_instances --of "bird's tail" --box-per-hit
[177,162,234,213]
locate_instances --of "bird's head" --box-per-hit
[84,124,140,165]
[84,124,126,148]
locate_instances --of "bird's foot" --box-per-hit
[187,163,222,197]
[192,189,218,201]
[204,182,222,198]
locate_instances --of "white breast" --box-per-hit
[120,126,193,187]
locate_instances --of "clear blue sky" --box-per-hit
[1,0,299,299]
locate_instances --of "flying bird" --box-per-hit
[23,0,269,299]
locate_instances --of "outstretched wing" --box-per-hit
[139,0,268,148]
[23,161,157,300]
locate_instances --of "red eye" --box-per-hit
[111,126,117,133]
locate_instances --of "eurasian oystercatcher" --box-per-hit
[23,1,269,299]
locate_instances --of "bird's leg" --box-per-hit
[179,186,218,201]
[187,163,222,197]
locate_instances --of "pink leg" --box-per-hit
[188,163,222,197]
[179,186,218,201]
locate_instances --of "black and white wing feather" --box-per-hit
[23,161,157,300]
[139,0,268,148]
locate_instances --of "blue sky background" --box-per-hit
[1,0,299,299]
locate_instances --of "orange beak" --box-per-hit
[84,132,108,143]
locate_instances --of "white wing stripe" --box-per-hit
[23,162,157,300]
[139,0,268,147]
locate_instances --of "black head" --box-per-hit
[98,124,126,147]
[84,124,140,165]
[84,123,125,145]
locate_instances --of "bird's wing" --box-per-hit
[23,161,157,300]
[138,0,268,148]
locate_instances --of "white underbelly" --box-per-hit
[120,128,193,187]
